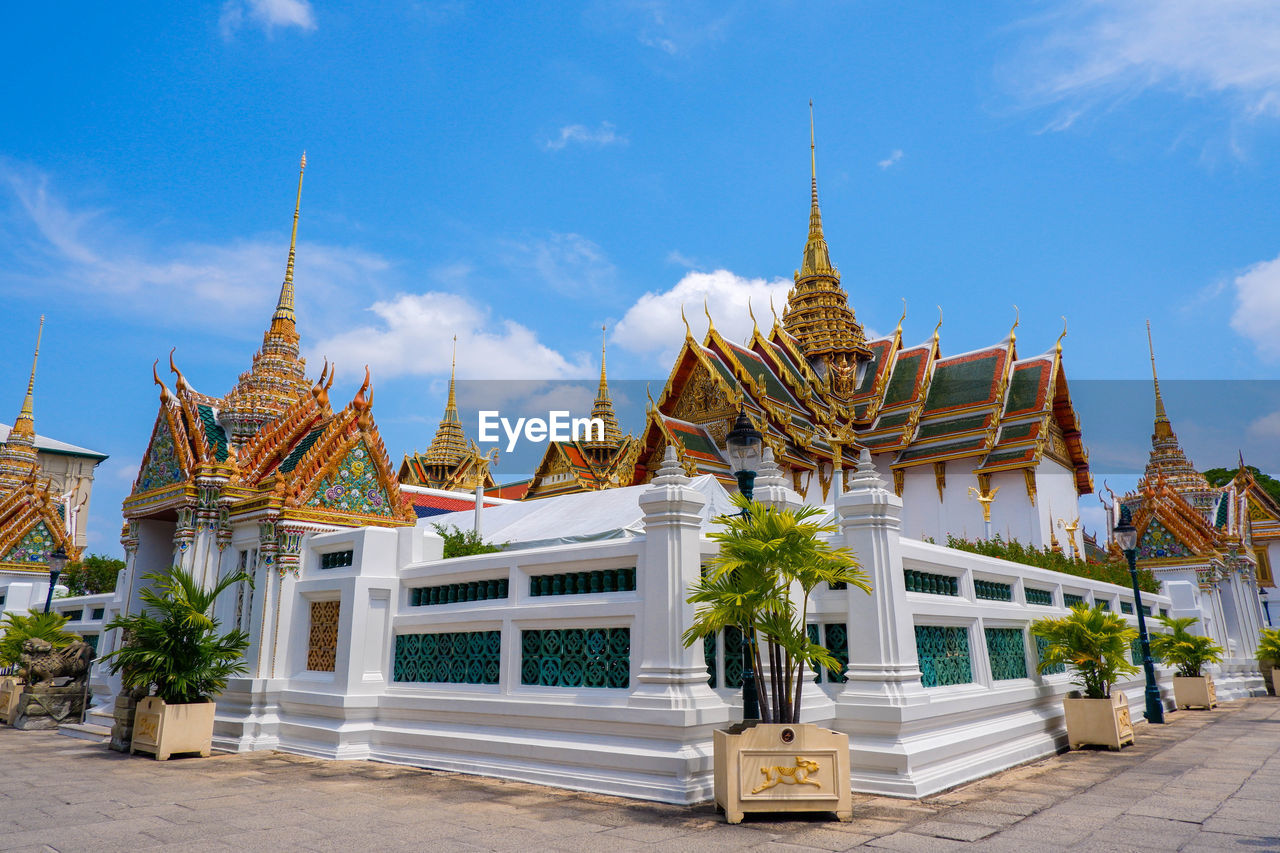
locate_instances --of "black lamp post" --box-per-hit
[725,408,763,724]
[1262,588,1272,627]
[1113,505,1165,724]
[43,546,68,614]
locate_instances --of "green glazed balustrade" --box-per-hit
[320,550,354,569]
[805,623,850,683]
[703,634,718,688]
[904,569,959,596]
[974,579,1013,602]
[705,626,745,689]
[1120,601,1134,614]
[915,625,972,688]
[1097,601,1111,611]
[985,627,1028,680]
[1025,587,1053,606]
[1035,634,1065,675]
[521,627,630,688]
[410,579,508,606]
[1063,593,1085,608]
[1130,638,1143,666]
[529,568,636,597]
[393,630,501,685]
[1141,604,1152,617]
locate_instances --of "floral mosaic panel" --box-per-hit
[306,441,395,517]
[3,521,56,564]
[136,418,182,493]
[915,625,972,688]
[1138,520,1192,560]
[307,600,340,672]
[521,628,630,689]
[985,627,1028,681]
[393,630,501,685]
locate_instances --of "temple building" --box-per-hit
[0,319,81,586]
[399,341,496,496]
[1117,326,1270,669]
[524,113,1093,547]
[521,328,641,500]
[116,157,413,684]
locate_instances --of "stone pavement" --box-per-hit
[2,698,1278,852]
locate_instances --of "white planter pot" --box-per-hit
[1172,675,1217,710]
[713,723,852,825]
[1063,691,1134,751]
[0,676,23,725]
[130,696,216,760]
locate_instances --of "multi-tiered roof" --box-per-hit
[0,318,77,571]
[124,157,413,534]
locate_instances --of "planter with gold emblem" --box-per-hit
[1172,675,1217,710]
[713,723,852,824]
[130,696,216,760]
[1063,691,1134,751]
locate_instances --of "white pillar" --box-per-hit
[834,450,927,709]
[628,447,724,713]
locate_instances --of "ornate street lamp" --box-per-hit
[43,546,68,614]
[1113,505,1165,724]
[725,407,763,724]
[1262,588,1272,627]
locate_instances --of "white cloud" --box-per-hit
[1230,254,1280,359]
[220,0,316,38]
[0,163,390,337]
[1248,410,1280,439]
[499,232,616,295]
[541,122,628,151]
[588,0,733,56]
[878,150,904,169]
[1005,0,1280,128]
[612,268,792,366]
[308,291,594,382]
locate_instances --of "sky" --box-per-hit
[3,1,1280,557]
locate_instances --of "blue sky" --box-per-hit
[3,1,1280,555]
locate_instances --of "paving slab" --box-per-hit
[3,697,1280,850]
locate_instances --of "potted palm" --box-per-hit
[684,495,871,824]
[0,610,80,725]
[1259,628,1280,697]
[1032,603,1139,750]
[100,566,250,760]
[1150,616,1222,709]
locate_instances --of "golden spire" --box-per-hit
[446,335,458,416]
[1147,320,1173,440]
[424,335,467,468]
[586,325,622,452]
[271,151,306,334]
[800,100,833,278]
[10,316,43,442]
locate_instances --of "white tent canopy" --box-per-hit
[423,475,737,550]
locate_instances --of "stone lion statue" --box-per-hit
[20,638,94,686]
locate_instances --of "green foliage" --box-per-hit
[945,534,1159,594]
[1203,466,1280,505]
[1259,628,1280,665]
[1149,616,1223,678]
[683,494,871,724]
[432,524,505,559]
[61,553,125,595]
[1031,604,1139,699]
[101,566,250,704]
[0,610,80,668]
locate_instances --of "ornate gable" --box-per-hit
[304,440,397,518]
[134,409,187,495]
[3,519,57,564]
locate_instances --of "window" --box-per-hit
[91,607,104,620]
[320,550,354,570]
[62,609,82,622]
[1256,548,1274,587]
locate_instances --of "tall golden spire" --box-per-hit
[424,336,467,467]
[1146,320,1173,440]
[271,151,306,335]
[10,316,43,443]
[586,325,622,452]
[800,100,833,278]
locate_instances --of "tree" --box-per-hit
[100,567,250,704]
[0,610,80,669]
[683,495,872,724]
[1149,615,1222,678]
[1031,604,1138,699]
[432,524,504,559]
[1203,466,1280,506]
[60,553,125,595]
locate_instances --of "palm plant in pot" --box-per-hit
[1258,628,1280,697]
[1032,603,1139,750]
[0,610,80,724]
[101,566,250,760]
[1150,616,1222,710]
[684,494,871,824]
